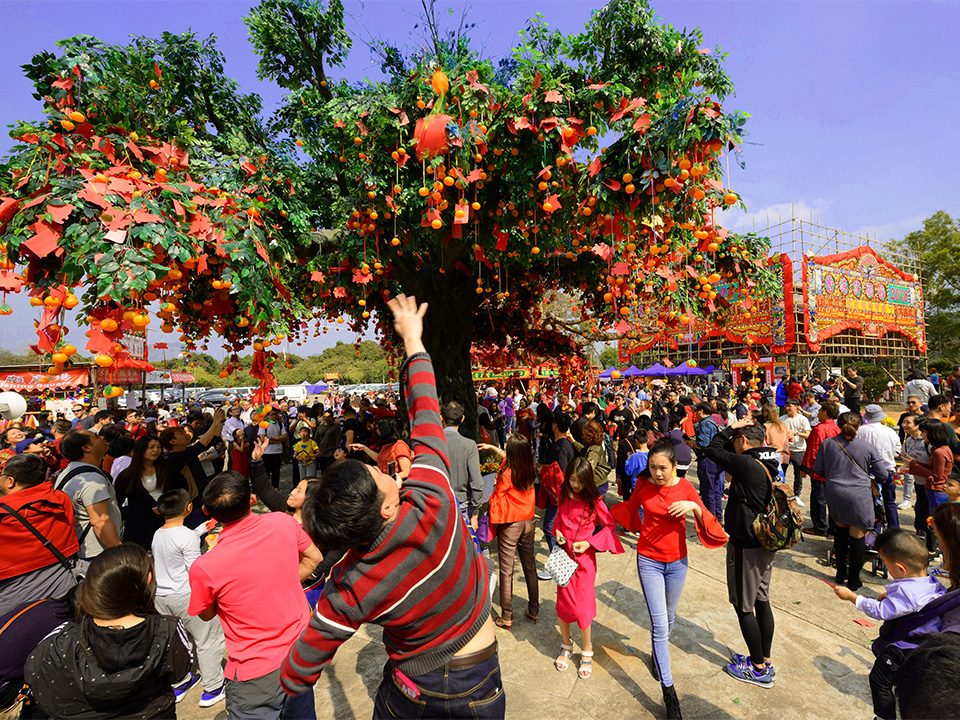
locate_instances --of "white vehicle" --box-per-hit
[275,384,307,402]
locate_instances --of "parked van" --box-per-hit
[275,384,307,402]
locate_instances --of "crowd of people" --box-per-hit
[3,330,960,719]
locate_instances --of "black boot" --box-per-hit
[662,684,682,720]
[847,535,866,592]
[834,527,850,585]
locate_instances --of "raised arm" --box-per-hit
[389,295,448,471]
[198,408,226,448]
[249,437,288,512]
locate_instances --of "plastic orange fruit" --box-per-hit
[431,70,449,95]
[60,120,75,131]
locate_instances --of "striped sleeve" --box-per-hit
[280,589,362,694]
[402,352,450,475]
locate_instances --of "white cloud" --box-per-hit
[721,199,834,233]
[853,214,926,243]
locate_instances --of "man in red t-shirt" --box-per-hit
[189,463,323,719]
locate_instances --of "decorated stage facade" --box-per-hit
[619,217,926,376]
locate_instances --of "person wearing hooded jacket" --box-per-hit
[25,544,192,719]
[704,418,781,689]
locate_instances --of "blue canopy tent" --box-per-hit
[598,366,621,379]
[304,383,329,393]
[664,364,716,376]
[622,365,644,378]
[636,363,672,376]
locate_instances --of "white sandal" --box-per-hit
[555,643,573,672]
[578,650,594,679]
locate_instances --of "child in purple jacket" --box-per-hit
[834,529,945,720]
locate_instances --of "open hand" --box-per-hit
[250,436,269,462]
[212,407,226,425]
[386,294,427,355]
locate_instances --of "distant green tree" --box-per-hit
[598,345,619,369]
[890,211,960,358]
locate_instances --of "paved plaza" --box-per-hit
[177,457,895,719]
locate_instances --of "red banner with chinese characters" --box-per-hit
[0,367,89,391]
[802,246,925,353]
[619,254,795,361]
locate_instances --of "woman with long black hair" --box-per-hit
[115,437,186,549]
[480,434,539,630]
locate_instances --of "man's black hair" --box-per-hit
[108,436,135,460]
[302,460,384,551]
[60,431,94,461]
[928,394,950,412]
[441,401,465,426]
[203,471,252,524]
[186,410,205,424]
[897,633,960,719]
[94,409,114,423]
[580,402,599,418]
[553,412,571,433]
[52,418,73,435]
[733,423,767,444]
[156,488,192,520]
[694,402,713,415]
[1,453,46,488]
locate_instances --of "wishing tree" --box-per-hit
[245,0,777,424]
[0,0,777,429]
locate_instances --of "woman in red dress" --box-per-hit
[553,456,624,679]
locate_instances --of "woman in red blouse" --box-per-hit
[612,439,726,720]
[482,434,539,630]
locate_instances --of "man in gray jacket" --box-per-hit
[441,401,483,529]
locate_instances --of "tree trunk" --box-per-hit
[400,266,481,440]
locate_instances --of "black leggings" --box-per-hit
[735,601,775,666]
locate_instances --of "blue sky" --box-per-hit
[1,0,958,359]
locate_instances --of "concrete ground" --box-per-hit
[178,459,905,720]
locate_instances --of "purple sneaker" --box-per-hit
[173,673,200,703]
[724,658,773,688]
[730,653,776,681]
[199,685,225,708]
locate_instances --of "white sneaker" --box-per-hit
[898,501,912,510]
[794,497,805,507]
[537,568,553,581]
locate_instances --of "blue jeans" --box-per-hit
[697,456,723,522]
[543,501,558,552]
[927,487,949,511]
[879,472,900,529]
[372,650,505,719]
[637,554,688,688]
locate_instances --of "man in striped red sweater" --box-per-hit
[281,295,503,719]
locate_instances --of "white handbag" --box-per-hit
[544,543,579,587]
